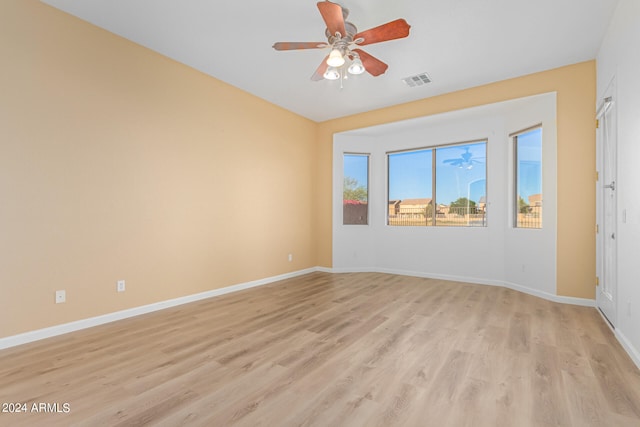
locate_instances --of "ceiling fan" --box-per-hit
[272,1,411,81]
[443,147,485,170]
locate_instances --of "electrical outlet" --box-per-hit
[288,253,293,262]
[117,280,126,292]
[55,290,66,304]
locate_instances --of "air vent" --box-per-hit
[402,72,432,87]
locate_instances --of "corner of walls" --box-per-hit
[554,61,597,300]
[315,123,336,268]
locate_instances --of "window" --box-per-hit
[343,154,369,225]
[388,149,433,226]
[388,141,487,227]
[513,126,542,228]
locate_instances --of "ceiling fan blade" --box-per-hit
[272,42,328,51]
[354,19,411,46]
[317,1,346,37]
[352,49,388,76]
[311,55,330,81]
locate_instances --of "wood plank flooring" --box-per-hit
[1,272,639,426]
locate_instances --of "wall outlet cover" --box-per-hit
[55,290,66,304]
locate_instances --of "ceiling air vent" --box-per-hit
[402,72,432,87]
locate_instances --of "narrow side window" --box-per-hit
[514,127,542,228]
[343,154,369,225]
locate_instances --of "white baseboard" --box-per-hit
[330,266,595,307]
[616,330,640,371]
[596,308,640,372]
[499,279,595,307]
[335,267,640,369]
[0,267,319,351]
[0,266,605,352]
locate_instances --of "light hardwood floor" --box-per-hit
[1,272,639,426]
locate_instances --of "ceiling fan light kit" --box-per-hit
[272,1,411,85]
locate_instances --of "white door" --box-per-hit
[596,84,617,326]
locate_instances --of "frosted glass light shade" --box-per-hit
[348,57,365,75]
[327,49,345,67]
[323,66,340,80]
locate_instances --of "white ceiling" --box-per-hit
[42,0,618,122]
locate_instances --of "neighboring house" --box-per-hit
[478,196,487,212]
[399,198,432,213]
[388,200,401,217]
[437,204,450,216]
[528,194,542,207]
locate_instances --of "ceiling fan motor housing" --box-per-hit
[326,21,357,43]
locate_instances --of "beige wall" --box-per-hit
[317,61,596,299]
[0,1,317,337]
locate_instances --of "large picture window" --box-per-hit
[388,141,487,227]
[513,127,542,228]
[343,154,369,225]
